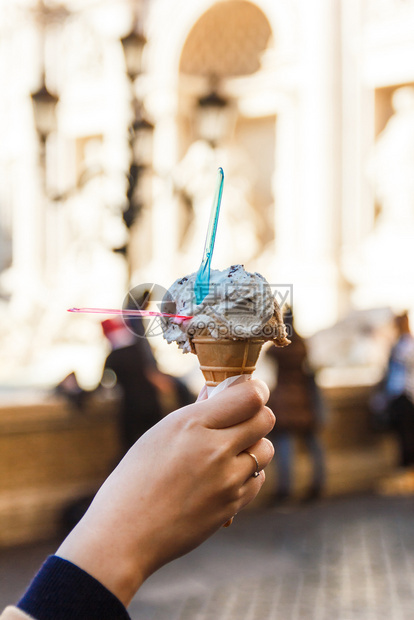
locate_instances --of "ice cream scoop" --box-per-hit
[162,264,290,354]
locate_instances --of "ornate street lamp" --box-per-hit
[120,28,147,81]
[122,108,154,230]
[120,22,154,232]
[31,78,59,142]
[195,85,233,146]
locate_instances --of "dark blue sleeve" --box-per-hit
[17,555,131,620]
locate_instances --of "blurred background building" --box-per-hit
[1,0,414,389]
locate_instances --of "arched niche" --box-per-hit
[175,1,278,260]
[145,0,296,78]
[179,0,272,78]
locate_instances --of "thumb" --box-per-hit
[195,379,269,429]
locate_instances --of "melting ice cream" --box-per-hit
[162,264,290,353]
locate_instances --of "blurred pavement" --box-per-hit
[1,494,414,619]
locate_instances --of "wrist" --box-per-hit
[56,516,147,607]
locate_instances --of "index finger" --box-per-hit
[196,379,270,429]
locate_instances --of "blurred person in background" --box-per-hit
[56,312,194,457]
[381,312,414,467]
[101,316,164,454]
[266,314,326,503]
[101,315,194,456]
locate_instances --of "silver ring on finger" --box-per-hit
[245,451,261,478]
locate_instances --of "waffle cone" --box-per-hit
[190,338,265,387]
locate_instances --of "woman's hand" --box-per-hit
[56,379,275,607]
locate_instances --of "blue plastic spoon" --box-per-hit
[194,167,224,304]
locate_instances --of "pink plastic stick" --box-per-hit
[67,307,192,320]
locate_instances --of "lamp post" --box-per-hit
[31,76,59,200]
[31,79,59,143]
[120,28,147,82]
[195,81,234,147]
[29,0,66,189]
[30,76,59,276]
[119,24,154,234]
